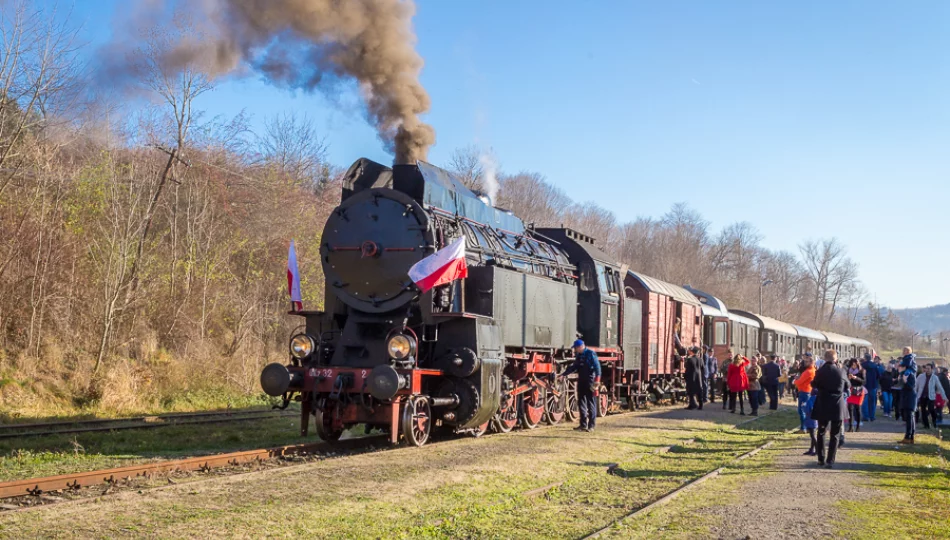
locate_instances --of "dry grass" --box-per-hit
[0,339,281,421]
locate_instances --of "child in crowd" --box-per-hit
[846,383,867,432]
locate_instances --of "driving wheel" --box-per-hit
[521,386,545,429]
[492,392,519,433]
[565,379,579,421]
[544,377,567,425]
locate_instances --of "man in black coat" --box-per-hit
[811,349,851,469]
[684,346,704,410]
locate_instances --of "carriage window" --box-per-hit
[579,261,596,292]
[715,322,728,346]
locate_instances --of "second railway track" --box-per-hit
[0,408,298,440]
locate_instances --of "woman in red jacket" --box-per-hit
[727,354,751,415]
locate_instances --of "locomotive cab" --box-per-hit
[536,227,643,413]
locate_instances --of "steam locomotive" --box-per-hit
[259,158,872,446]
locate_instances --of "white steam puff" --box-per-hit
[479,152,499,206]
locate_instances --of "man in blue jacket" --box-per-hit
[561,339,601,432]
[861,353,883,422]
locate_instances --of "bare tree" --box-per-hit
[446,144,483,192]
[92,21,213,372]
[827,259,861,322]
[758,250,805,320]
[0,0,83,194]
[496,171,572,227]
[652,203,710,285]
[710,222,763,306]
[843,282,869,326]
[257,112,330,191]
[799,238,855,324]
[562,201,618,250]
[616,218,660,275]
[712,222,762,280]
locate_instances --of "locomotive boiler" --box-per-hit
[260,158,640,446]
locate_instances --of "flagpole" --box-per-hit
[287,239,303,313]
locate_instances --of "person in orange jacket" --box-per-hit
[727,354,751,415]
[795,354,817,432]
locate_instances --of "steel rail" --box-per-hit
[0,414,298,441]
[0,436,384,500]
[0,408,292,432]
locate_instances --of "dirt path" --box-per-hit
[697,416,905,539]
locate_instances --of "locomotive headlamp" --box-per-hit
[289,334,315,360]
[387,334,416,360]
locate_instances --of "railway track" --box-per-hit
[0,409,298,440]
[0,435,385,502]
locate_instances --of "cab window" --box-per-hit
[579,261,596,292]
[596,263,609,293]
[599,265,619,296]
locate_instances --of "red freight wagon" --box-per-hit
[624,271,703,385]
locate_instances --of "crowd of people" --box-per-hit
[680,345,950,468]
[681,347,795,416]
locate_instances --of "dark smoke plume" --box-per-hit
[110,0,435,163]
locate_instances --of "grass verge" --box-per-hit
[837,431,950,539]
[0,408,308,481]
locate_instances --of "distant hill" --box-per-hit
[890,303,950,335]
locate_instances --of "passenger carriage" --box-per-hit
[790,324,826,360]
[820,331,856,360]
[730,311,798,360]
[727,311,760,359]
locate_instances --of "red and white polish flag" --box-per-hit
[287,239,303,311]
[408,237,468,293]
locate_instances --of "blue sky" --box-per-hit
[72,1,949,309]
